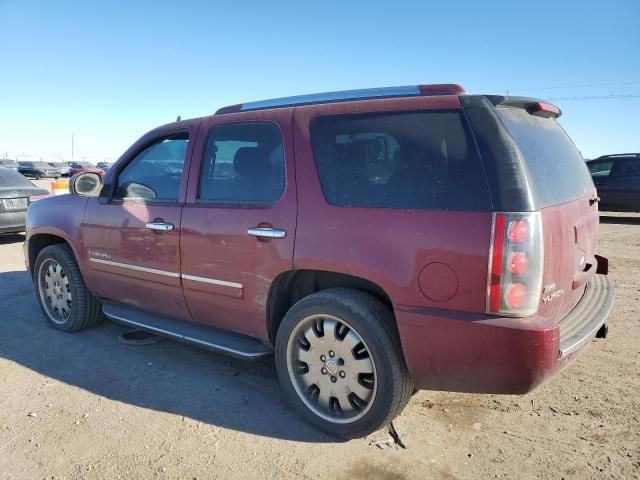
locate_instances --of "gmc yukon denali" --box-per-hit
[24,84,614,438]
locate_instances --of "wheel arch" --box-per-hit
[266,269,397,344]
[28,232,73,277]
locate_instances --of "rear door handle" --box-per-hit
[247,227,287,239]
[145,221,174,232]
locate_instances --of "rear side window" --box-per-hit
[497,107,593,206]
[310,111,490,210]
[198,122,284,205]
[611,158,640,177]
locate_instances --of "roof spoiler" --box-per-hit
[485,95,562,118]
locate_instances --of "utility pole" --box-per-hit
[71,133,75,160]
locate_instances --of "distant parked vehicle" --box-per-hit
[0,159,18,171]
[48,162,71,177]
[18,161,60,179]
[587,154,640,212]
[0,166,48,234]
[69,162,105,177]
[96,162,113,171]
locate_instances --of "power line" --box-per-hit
[503,80,640,92]
[548,93,640,101]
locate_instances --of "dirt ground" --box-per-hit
[1,183,638,479]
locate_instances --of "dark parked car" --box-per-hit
[0,159,18,171]
[0,167,48,234]
[24,84,613,438]
[96,162,113,171]
[587,154,640,212]
[18,161,60,179]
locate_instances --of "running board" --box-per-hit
[102,303,273,360]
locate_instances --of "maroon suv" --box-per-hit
[25,84,613,438]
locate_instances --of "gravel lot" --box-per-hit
[1,181,638,479]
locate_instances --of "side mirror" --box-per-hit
[70,172,103,197]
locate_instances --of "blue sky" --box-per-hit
[1,0,638,162]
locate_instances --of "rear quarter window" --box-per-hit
[309,111,491,211]
[588,161,613,177]
[497,107,594,207]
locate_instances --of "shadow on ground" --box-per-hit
[599,214,640,225]
[0,233,25,245]
[0,268,335,443]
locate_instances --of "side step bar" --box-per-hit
[102,303,273,360]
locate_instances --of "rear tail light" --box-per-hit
[487,212,543,317]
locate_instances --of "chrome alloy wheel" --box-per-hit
[38,258,72,325]
[286,314,377,424]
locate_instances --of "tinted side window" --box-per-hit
[611,158,640,177]
[115,134,188,201]
[198,122,284,205]
[588,161,613,177]
[310,111,490,210]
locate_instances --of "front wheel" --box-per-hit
[34,244,103,332]
[275,288,413,438]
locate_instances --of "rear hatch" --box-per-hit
[495,105,598,323]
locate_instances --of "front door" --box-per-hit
[180,111,296,340]
[82,128,196,319]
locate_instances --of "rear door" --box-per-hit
[496,107,599,322]
[82,128,196,319]
[606,158,640,210]
[180,109,296,340]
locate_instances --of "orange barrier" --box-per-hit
[51,179,70,195]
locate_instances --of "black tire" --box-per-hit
[275,288,413,438]
[33,244,103,332]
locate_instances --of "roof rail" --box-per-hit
[215,84,465,114]
[595,153,640,159]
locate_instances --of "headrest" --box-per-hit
[233,147,271,178]
[334,142,368,168]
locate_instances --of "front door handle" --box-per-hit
[247,227,287,239]
[145,221,174,232]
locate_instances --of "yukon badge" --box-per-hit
[542,283,564,303]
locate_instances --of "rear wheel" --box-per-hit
[275,288,413,438]
[34,244,103,332]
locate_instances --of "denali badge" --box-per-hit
[88,250,112,259]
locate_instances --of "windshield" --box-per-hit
[497,107,594,207]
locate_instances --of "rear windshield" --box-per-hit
[310,111,491,211]
[497,107,593,206]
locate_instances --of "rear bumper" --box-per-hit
[0,211,26,234]
[558,273,613,357]
[396,273,614,394]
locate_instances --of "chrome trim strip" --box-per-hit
[240,85,421,111]
[103,309,269,358]
[89,258,180,278]
[181,274,243,289]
